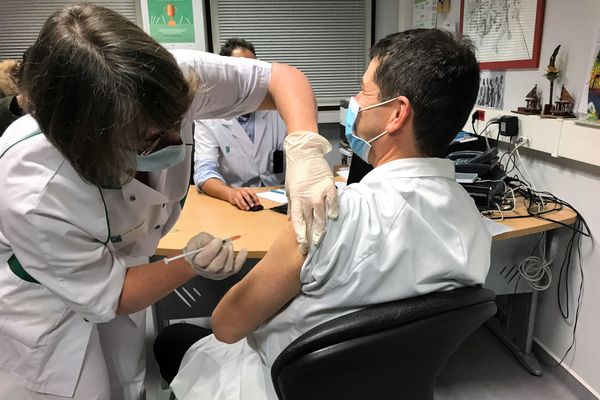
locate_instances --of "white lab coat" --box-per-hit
[0,50,272,399]
[171,157,492,400]
[194,111,286,188]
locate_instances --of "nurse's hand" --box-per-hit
[284,131,339,254]
[184,232,248,280]
[227,187,261,211]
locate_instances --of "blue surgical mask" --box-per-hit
[344,97,397,162]
[136,144,186,171]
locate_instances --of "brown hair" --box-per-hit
[0,60,19,97]
[20,3,195,186]
[371,29,480,157]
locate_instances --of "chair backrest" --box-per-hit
[271,286,496,400]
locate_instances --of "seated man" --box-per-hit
[194,38,287,210]
[155,29,492,399]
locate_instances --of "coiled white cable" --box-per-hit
[518,255,553,290]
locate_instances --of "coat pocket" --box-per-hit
[0,265,67,348]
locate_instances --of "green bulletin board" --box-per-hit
[146,0,195,44]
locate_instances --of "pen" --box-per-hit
[270,189,285,195]
[163,233,246,264]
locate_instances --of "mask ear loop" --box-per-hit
[367,130,388,144]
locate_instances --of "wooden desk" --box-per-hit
[487,196,577,241]
[157,186,577,258]
[156,186,287,258]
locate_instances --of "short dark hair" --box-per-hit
[21,3,194,186]
[370,29,480,157]
[219,38,256,57]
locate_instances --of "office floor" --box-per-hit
[145,313,595,400]
[435,327,596,400]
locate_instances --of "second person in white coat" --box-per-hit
[194,38,287,210]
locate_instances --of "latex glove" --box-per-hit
[284,131,339,254]
[184,232,248,280]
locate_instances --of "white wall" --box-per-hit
[385,0,600,394]
[508,2,600,396]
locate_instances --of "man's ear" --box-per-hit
[385,96,410,135]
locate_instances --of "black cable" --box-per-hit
[472,117,499,137]
[542,216,586,367]
[489,152,592,369]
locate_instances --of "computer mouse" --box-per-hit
[249,204,264,212]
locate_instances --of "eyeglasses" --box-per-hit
[139,132,168,156]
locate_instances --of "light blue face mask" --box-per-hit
[136,144,186,171]
[344,97,397,163]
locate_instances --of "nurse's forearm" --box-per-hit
[116,257,196,315]
[260,63,318,133]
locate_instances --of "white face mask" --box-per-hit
[344,97,397,162]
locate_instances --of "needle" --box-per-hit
[163,233,247,264]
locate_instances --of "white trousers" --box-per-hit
[0,311,146,400]
[98,311,147,400]
[0,324,110,400]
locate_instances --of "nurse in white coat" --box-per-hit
[193,37,286,211]
[0,4,336,400]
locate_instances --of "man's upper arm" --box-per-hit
[212,222,304,343]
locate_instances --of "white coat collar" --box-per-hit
[361,157,455,183]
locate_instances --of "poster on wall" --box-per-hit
[577,28,600,123]
[460,0,545,70]
[413,0,436,29]
[141,0,207,50]
[476,70,505,110]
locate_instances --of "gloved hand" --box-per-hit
[184,232,248,280]
[284,131,339,254]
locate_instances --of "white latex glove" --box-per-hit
[284,131,339,254]
[184,232,248,280]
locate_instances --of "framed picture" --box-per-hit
[460,0,545,70]
[140,0,208,50]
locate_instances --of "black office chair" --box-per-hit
[271,286,496,400]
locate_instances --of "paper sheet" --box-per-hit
[336,169,349,180]
[257,190,288,204]
[413,0,436,29]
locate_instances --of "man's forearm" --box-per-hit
[201,178,233,202]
